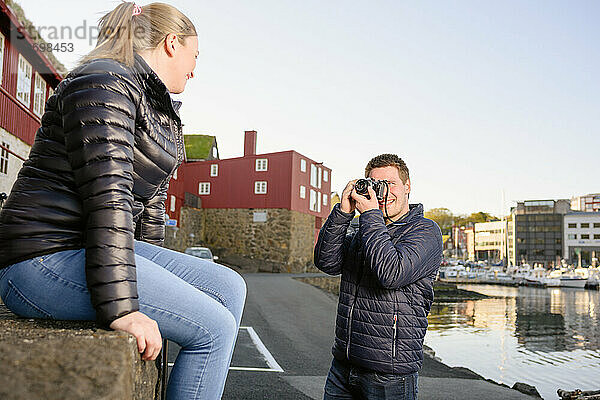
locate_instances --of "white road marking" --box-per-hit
[166,326,284,373]
[229,366,283,372]
[242,326,284,372]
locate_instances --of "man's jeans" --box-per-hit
[0,240,246,400]
[324,358,418,400]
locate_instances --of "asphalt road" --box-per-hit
[167,273,534,399]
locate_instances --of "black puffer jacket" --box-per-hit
[0,54,184,327]
[314,203,442,374]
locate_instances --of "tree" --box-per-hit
[425,208,499,234]
[455,212,499,226]
[424,208,454,234]
[467,212,498,223]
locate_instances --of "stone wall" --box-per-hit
[163,207,205,252]
[0,304,160,400]
[295,275,341,296]
[290,211,319,272]
[165,207,317,273]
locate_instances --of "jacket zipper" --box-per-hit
[346,297,357,360]
[168,118,183,177]
[392,314,397,359]
[346,248,365,361]
[145,118,182,201]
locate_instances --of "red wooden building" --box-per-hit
[168,131,332,225]
[0,0,63,195]
[165,130,332,271]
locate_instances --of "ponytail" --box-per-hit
[79,2,197,67]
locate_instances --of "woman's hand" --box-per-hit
[109,311,162,361]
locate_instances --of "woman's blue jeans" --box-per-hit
[0,240,247,400]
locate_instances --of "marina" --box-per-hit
[439,262,600,290]
[425,284,600,400]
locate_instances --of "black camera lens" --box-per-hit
[354,179,369,196]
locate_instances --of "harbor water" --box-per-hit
[425,284,600,400]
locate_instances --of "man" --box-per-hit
[314,154,442,400]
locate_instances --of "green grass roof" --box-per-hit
[184,135,215,160]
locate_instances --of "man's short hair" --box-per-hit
[365,154,409,183]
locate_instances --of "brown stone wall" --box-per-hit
[295,276,341,296]
[163,207,205,252]
[167,207,317,273]
[289,211,319,272]
[0,304,160,400]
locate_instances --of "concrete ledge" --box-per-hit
[0,304,161,400]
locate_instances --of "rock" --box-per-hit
[512,382,542,398]
[0,305,160,400]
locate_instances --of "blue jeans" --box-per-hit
[0,240,247,400]
[324,358,418,400]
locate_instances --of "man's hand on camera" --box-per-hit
[351,185,379,214]
[340,180,357,214]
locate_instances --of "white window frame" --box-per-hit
[309,189,317,211]
[0,142,9,175]
[300,159,307,172]
[256,158,268,171]
[317,192,322,213]
[170,195,176,212]
[310,164,318,187]
[17,54,32,107]
[198,182,211,195]
[0,33,5,85]
[254,181,267,194]
[210,164,218,177]
[323,170,329,182]
[323,194,328,206]
[300,185,306,199]
[33,73,47,117]
[317,167,322,189]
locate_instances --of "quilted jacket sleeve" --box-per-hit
[358,209,442,289]
[136,179,168,246]
[62,66,140,327]
[314,203,355,275]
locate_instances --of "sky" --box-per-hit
[19,0,600,216]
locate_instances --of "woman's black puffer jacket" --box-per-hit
[0,54,184,327]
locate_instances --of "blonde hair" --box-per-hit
[80,2,197,67]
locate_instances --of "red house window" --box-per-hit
[254,181,267,194]
[199,182,210,195]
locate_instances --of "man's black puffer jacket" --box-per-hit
[0,54,184,327]
[314,203,442,374]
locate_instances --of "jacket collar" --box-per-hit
[388,203,423,226]
[133,53,182,122]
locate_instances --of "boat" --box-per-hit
[486,267,514,283]
[545,269,587,288]
[559,274,587,288]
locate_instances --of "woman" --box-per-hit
[0,3,246,399]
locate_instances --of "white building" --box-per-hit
[563,212,600,266]
[474,220,507,262]
[571,194,600,212]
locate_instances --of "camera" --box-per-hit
[354,178,388,201]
